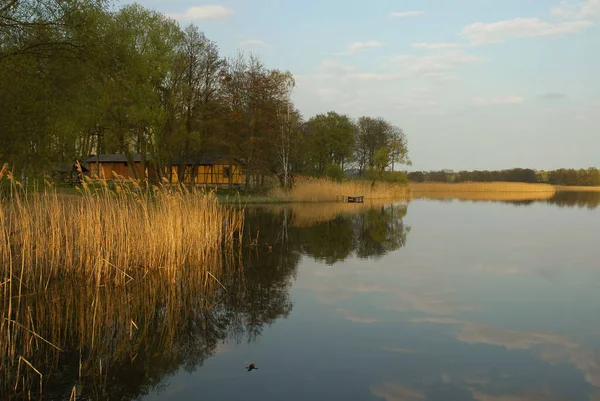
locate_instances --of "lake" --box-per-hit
[7,191,600,400]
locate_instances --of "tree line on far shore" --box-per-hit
[407,168,600,186]
[0,1,410,191]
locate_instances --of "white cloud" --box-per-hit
[295,51,482,118]
[166,5,232,21]
[551,0,600,19]
[460,18,592,45]
[473,96,525,106]
[539,92,567,99]
[348,72,402,81]
[240,39,269,48]
[412,1,594,50]
[304,51,483,86]
[295,51,482,117]
[386,51,484,80]
[318,59,357,73]
[390,11,424,18]
[336,41,384,55]
[411,42,468,50]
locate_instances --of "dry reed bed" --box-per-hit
[409,182,557,193]
[0,169,244,288]
[0,165,245,397]
[554,185,600,192]
[409,191,556,202]
[269,176,410,202]
[408,182,557,201]
[267,178,559,204]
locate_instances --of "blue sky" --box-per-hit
[124,0,599,171]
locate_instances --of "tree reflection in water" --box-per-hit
[2,202,410,400]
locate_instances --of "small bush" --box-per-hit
[382,171,409,184]
[325,163,345,182]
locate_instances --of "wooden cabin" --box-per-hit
[84,154,150,180]
[84,153,244,186]
[169,155,245,186]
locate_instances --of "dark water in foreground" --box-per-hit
[11,191,600,400]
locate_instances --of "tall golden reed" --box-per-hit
[0,166,244,289]
[269,176,410,202]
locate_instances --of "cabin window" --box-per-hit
[223,167,231,178]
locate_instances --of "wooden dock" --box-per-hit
[339,195,364,203]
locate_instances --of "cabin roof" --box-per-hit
[53,162,90,173]
[85,153,245,166]
[84,154,149,163]
[171,154,245,166]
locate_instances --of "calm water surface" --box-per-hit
[138,192,600,401]
[23,192,600,400]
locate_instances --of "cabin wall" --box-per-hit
[168,163,244,185]
[212,164,243,185]
[88,162,145,179]
[168,166,204,184]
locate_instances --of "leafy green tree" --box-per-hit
[368,127,411,188]
[99,4,181,178]
[303,111,355,175]
[354,116,389,174]
[162,23,223,182]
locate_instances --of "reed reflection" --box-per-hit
[2,202,410,399]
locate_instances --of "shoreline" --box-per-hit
[41,180,600,206]
[218,181,600,205]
